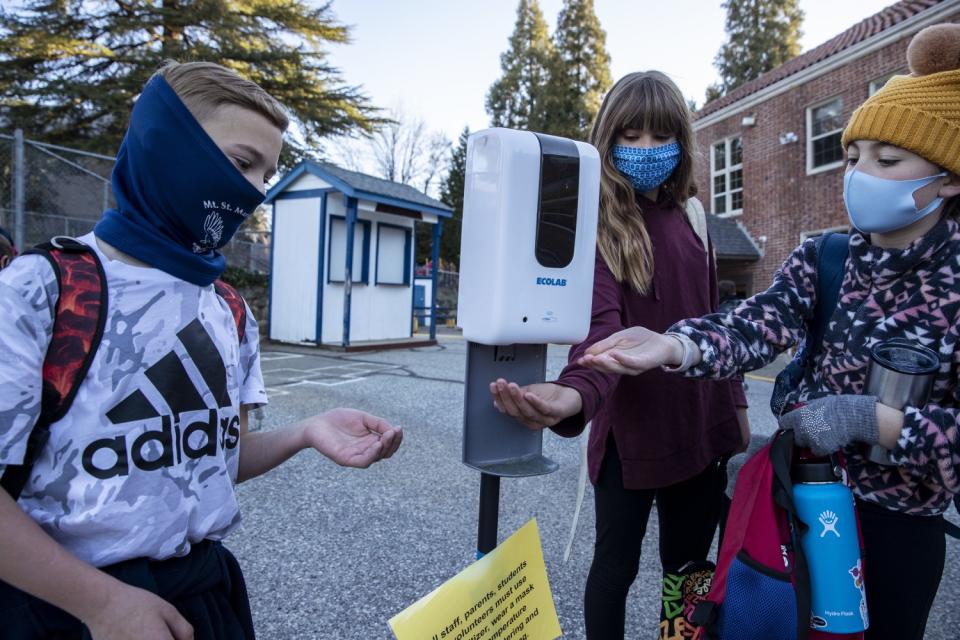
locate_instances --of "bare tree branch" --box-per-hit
[368,107,450,197]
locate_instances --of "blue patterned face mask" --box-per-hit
[611,141,681,193]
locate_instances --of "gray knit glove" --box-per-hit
[779,395,879,456]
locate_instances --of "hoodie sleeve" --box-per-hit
[551,258,623,437]
[669,238,820,380]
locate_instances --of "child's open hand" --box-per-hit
[489,380,582,430]
[303,409,403,468]
[84,583,193,640]
[578,326,682,375]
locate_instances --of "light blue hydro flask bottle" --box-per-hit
[792,459,867,634]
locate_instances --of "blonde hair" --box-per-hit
[589,71,697,295]
[154,60,289,132]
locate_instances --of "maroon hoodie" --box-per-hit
[553,194,746,489]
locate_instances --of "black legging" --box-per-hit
[584,437,727,639]
[857,499,946,640]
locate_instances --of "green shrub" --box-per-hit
[220,266,268,289]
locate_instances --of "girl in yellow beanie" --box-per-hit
[576,24,960,640]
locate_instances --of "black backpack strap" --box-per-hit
[770,233,849,415]
[213,279,247,345]
[805,232,848,366]
[945,519,960,539]
[0,237,107,500]
[769,430,812,640]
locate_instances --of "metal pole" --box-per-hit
[342,196,357,348]
[430,218,443,340]
[12,129,25,250]
[476,472,500,559]
[103,180,110,213]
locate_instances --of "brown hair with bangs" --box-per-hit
[154,60,289,133]
[589,71,697,295]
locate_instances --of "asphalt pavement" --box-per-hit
[229,336,960,639]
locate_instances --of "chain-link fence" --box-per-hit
[436,269,458,315]
[413,267,459,329]
[0,132,114,249]
[0,130,271,273]
[222,237,271,273]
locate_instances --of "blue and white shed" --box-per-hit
[264,161,453,347]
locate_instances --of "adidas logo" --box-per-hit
[82,319,240,479]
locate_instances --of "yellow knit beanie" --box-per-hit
[842,24,960,175]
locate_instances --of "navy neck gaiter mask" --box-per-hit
[95,76,266,286]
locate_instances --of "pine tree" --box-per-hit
[485,0,556,132]
[416,126,468,268]
[709,0,803,101]
[438,126,468,266]
[0,0,383,163]
[547,0,611,140]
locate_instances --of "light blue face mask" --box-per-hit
[611,141,680,193]
[843,169,948,235]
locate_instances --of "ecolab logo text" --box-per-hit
[536,277,567,287]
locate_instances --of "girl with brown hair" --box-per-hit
[490,71,749,639]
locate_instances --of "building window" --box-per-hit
[710,136,743,216]
[869,70,906,96]
[807,97,845,173]
[375,223,412,285]
[327,216,370,284]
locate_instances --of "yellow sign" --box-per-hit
[389,519,562,640]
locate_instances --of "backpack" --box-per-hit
[689,429,871,640]
[0,236,248,501]
[685,196,711,267]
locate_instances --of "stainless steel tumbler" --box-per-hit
[864,340,939,465]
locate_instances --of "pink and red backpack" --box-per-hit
[689,429,865,640]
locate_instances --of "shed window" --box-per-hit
[328,217,370,284]
[376,224,411,285]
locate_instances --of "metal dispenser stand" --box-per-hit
[462,342,559,557]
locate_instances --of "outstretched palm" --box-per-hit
[490,381,582,430]
[305,408,403,468]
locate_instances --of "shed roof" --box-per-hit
[696,0,945,120]
[265,160,453,218]
[707,214,762,261]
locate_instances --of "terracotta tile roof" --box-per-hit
[695,0,947,119]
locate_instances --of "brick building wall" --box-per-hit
[693,6,960,294]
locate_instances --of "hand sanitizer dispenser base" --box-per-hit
[462,342,558,477]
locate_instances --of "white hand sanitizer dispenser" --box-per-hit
[457,128,600,345]
[460,129,601,558]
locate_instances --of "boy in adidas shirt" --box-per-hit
[0,62,402,639]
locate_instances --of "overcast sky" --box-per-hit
[325,0,898,143]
